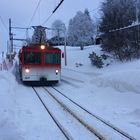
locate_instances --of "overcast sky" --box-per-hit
[0,0,103,52]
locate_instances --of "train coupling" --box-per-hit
[40,77,47,82]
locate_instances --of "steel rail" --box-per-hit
[32,87,72,140]
[43,87,106,140]
[51,86,136,140]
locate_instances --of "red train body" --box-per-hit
[18,44,62,84]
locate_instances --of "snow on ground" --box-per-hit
[0,45,140,139]
[0,70,67,140]
[59,45,140,139]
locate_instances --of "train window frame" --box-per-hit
[24,52,42,65]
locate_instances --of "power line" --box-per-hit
[42,0,64,25]
[28,0,42,27]
[0,16,8,32]
[42,13,53,25]
[52,0,64,13]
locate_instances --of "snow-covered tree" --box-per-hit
[51,19,66,37]
[49,19,66,45]
[67,9,94,47]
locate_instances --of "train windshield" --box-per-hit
[45,53,61,64]
[24,52,41,64]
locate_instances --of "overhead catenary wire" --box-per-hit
[42,13,54,25]
[28,0,42,27]
[42,0,64,25]
[0,16,8,32]
[52,0,64,13]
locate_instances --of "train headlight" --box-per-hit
[40,45,45,50]
[25,68,30,73]
[56,70,59,75]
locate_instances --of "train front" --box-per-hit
[19,44,61,84]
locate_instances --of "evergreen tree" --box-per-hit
[100,0,140,61]
[100,0,135,32]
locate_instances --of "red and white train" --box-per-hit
[18,43,62,84]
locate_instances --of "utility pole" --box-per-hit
[62,24,67,66]
[135,0,140,45]
[9,18,13,53]
[9,19,30,45]
[64,30,67,66]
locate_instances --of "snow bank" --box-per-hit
[0,71,22,140]
[94,70,140,94]
[128,109,140,119]
[0,71,17,93]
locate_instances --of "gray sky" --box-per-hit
[0,0,103,51]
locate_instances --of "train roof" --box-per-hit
[21,44,61,51]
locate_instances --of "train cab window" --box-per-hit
[45,53,61,64]
[24,52,41,64]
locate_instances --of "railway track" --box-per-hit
[32,87,72,140]
[32,87,101,140]
[45,86,136,140]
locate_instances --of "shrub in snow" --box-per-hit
[101,54,108,60]
[89,52,104,68]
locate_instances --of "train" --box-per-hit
[18,43,62,85]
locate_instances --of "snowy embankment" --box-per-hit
[0,71,22,139]
[61,45,140,94]
[60,45,140,139]
[94,70,140,93]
